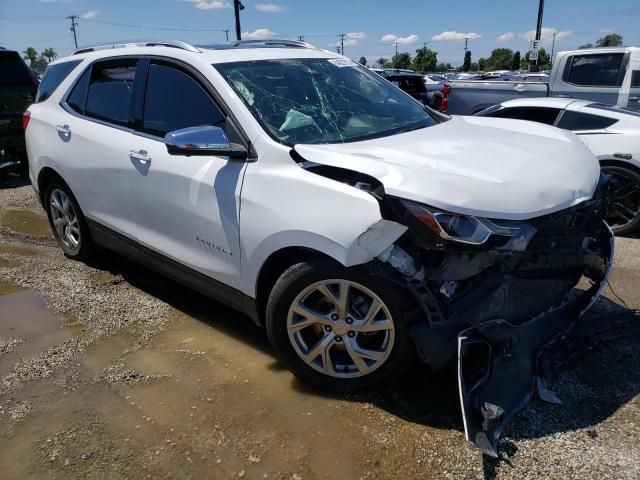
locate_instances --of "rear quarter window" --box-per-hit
[84,58,138,126]
[36,60,82,103]
[557,110,618,130]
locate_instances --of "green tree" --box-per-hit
[462,50,471,72]
[511,51,521,71]
[485,48,514,71]
[469,62,478,72]
[596,33,623,47]
[392,52,412,70]
[579,43,594,49]
[411,47,437,72]
[434,62,453,72]
[41,48,58,63]
[22,47,38,69]
[477,58,487,71]
[376,57,388,68]
[522,48,551,71]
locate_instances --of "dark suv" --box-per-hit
[381,69,448,112]
[0,48,39,174]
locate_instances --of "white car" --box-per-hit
[475,97,640,234]
[24,40,613,457]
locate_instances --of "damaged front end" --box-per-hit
[372,192,614,457]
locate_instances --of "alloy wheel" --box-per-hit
[601,168,640,230]
[49,188,81,250]
[286,279,395,378]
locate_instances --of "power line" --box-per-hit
[82,18,228,33]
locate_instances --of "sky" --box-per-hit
[1,0,640,66]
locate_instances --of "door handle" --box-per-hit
[129,149,152,164]
[56,124,71,135]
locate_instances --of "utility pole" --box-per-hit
[224,29,229,42]
[66,15,79,48]
[422,41,429,50]
[339,33,345,55]
[531,0,544,72]
[464,37,469,55]
[395,42,399,58]
[233,0,244,41]
[298,35,304,42]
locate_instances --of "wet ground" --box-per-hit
[1,178,639,479]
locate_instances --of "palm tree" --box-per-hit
[22,47,38,69]
[377,57,388,68]
[41,48,58,63]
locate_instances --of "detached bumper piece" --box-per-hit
[457,221,614,457]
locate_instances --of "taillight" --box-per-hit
[22,111,31,131]
[441,96,448,112]
[441,84,451,95]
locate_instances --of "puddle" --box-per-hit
[0,210,51,237]
[0,280,23,296]
[0,288,76,377]
[0,243,38,256]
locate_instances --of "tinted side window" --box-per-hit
[564,53,624,87]
[632,70,640,88]
[557,110,618,130]
[0,51,36,88]
[36,60,81,103]
[490,107,561,126]
[67,67,90,114]
[142,63,225,137]
[85,58,138,126]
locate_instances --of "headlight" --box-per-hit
[400,200,525,246]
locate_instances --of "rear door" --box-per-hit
[128,58,246,290]
[552,52,627,104]
[55,56,143,238]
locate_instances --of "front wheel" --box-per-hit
[266,259,417,392]
[600,165,640,236]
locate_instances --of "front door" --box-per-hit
[129,60,245,290]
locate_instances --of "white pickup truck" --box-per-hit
[447,47,640,115]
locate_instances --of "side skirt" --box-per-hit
[86,219,260,325]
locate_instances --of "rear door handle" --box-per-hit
[129,149,152,164]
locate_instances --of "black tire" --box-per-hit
[601,165,640,236]
[44,178,94,260]
[266,258,417,393]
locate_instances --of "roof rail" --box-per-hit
[197,39,321,51]
[72,40,200,56]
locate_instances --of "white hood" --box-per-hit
[295,116,600,220]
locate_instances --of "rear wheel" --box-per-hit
[266,259,416,392]
[44,179,94,259]
[600,165,640,236]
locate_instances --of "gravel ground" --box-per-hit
[0,179,639,479]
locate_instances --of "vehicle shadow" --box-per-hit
[0,172,30,189]
[85,250,640,474]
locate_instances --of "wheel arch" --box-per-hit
[599,158,640,174]
[37,167,70,206]
[253,246,340,326]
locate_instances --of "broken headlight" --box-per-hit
[400,199,527,246]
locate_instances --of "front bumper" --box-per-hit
[457,221,613,457]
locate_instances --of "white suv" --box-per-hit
[25,40,613,456]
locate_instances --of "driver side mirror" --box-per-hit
[164,125,247,160]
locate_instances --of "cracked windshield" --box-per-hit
[216,58,438,145]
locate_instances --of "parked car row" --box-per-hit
[446,46,640,115]
[25,39,615,457]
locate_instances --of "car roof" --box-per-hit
[58,39,342,66]
[499,97,591,110]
